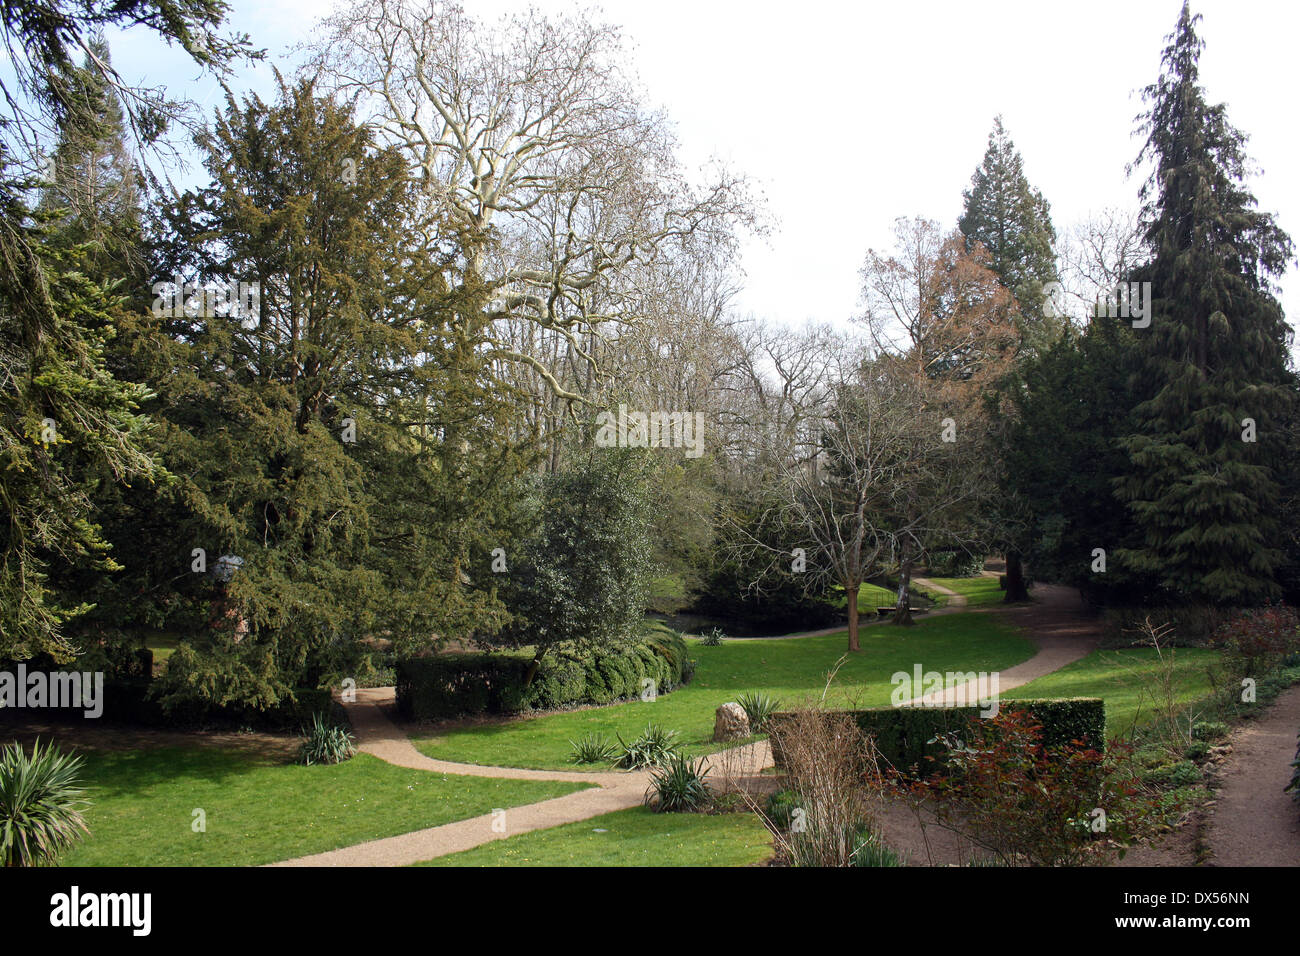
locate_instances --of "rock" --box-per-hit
[713,702,750,742]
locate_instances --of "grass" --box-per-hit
[417,805,772,867]
[61,746,590,866]
[1004,647,1222,738]
[922,575,1009,608]
[410,613,1035,770]
[831,582,919,613]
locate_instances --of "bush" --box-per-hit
[736,691,781,733]
[1211,606,1300,676]
[0,739,89,866]
[1191,720,1229,741]
[1102,605,1234,648]
[766,708,883,867]
[765,789,803,830]
[907,710,1164,866]
[615,723,680,769]
[395,632,693,721]
[568,733,618,765]
[699,627,726,647]
[925,551,985,577]
[770,698,1107,778]
[1183,741,1211,762]
[1141,760,1201,789]
[644,752,711,812]
[297,712,357,766]
[850,827,904,867]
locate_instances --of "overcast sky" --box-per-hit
[110,0,1299,334]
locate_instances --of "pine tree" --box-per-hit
[1115,3,1295,603]
[958,116,1062,351]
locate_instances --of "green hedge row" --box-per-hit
[395,633,694,721]
[771,698,1106,778]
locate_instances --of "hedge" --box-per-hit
[395,633,694,722]
[770,698,1106,778]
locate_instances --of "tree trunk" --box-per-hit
[846,582,861,652]
[523,652,545,687]
[892,546,916,626]
[1004,551,1030,602]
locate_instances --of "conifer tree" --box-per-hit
[1115,3,1295,603]
[958,116,1062,351]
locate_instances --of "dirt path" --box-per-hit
[274,586,1101,867]
[1202,684,1300,867]
[901,583,1100,707]
[270,687,772,867]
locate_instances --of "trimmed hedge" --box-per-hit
[395,634,693,721]
[770,698,1106,778]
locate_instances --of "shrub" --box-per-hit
[766,708,883,867]
[1141,760,1200,789]
[736,691,781,733]
[1191,720,1229,741]
[0,739,89,866]
[770,698,1107,778]
[644,752,711,812]
[850,827,905,867]
[615,723,680,769]
[297,712,356,766]
[765,789,803,830]
[925,551,985,577]
[1183,741,1211,762]
[395,632,692,720]
[906,710,1164,866]
[568,733,618,765]
[1212,606,1300,676]
[699,627,726,647]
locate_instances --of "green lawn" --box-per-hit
[410,614,1035,770]
[62,747,590,866]
[418,805,772,867]
[1004,647,1223,738]
[922,575,1008,608]
[832,582,903,612]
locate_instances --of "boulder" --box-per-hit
[713,702,751,742]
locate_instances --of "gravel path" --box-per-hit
[270,687,772,866]
[899,582,1100,707]
[272,586,1100,867]
[1203,684,1300,867]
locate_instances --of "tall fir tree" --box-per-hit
[959,117,1061,601]
[958,116,1062,352]
[1114,3,1295,604]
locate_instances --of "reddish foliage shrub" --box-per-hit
[1211,605,1300,676]
[901,709,1165,866]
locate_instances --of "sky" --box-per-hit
[107,0,1299,334]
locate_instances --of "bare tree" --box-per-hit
[1054,207,1146,322]
[307,0,756,402]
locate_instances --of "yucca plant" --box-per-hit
[615,723,681,769]
[644,752,711,812]
[297,712,357,766]
[0,739,90,867]
[736,691,781,733]
[699,627,726,647]
[568,733,619,765]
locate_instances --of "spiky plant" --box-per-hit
[0,739,90,867]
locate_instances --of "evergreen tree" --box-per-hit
[1115,3,1295,604]
[958,116,1062,351]
[0,159,160,660]
[144,77,531,709]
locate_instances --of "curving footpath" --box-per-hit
[270,687,771,867]
[272,584,1096,866]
